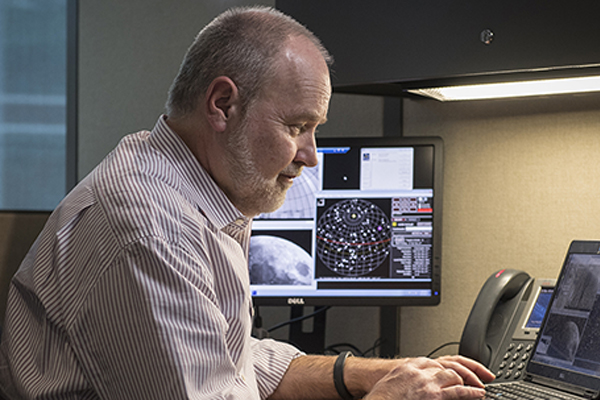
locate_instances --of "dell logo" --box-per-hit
[287,297,305,305]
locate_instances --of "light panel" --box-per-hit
[407,75,600,101]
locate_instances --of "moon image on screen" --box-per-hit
[249,235,313,285]
[316,198,391,277]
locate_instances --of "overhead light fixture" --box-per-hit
[407,75,600,101]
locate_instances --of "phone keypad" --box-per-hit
[494,341,534,381]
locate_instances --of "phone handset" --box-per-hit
[459,269,531,366]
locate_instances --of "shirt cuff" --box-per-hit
[250,337,304,399]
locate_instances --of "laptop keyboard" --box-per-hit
[485,382,581,400]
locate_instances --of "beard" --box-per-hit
[223,118,299,216]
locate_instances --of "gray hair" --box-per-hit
[165,6,333,118]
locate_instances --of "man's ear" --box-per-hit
[205,76,240,133]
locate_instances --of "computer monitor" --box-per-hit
[249,136,443,307]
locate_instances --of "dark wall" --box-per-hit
[0,211,50,326]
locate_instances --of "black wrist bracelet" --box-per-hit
[333,351,354,400]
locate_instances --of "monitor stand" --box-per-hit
[379,306,400,357]
[287,306,400,357]
[288,305,328,354]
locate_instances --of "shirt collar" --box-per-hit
[148,115,250,231]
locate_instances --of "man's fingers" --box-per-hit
[454,356,495,383]
[433,368,465,388]
[442,385,486,400]
[437,360,484,388]
[437,355,496,386]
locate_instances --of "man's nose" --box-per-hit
[295,131,318,168]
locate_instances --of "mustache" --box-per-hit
[281,164,304,178]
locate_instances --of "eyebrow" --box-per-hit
[294,111,328,125]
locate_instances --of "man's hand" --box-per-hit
[359,356,494,400]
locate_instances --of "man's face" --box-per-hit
[224,36,331,217]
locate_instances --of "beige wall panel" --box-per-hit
[400,93,600,357]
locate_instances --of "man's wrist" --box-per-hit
[343,356,398,398]
[334,351,355,400]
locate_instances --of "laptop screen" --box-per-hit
[528,242,600,391]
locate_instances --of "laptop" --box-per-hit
[485,240,600,400]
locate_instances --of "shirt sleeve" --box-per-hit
[250,337,304,399]
[68,236,258,400]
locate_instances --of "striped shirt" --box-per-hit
[0,116,300,399]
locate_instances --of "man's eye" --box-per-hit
[289,125,303,135]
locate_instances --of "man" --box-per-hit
[0,6,494,399]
